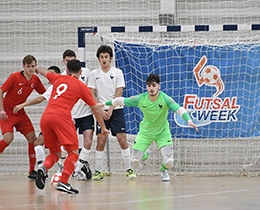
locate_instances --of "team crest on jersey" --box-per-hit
[110,74,114,79]
[174,55,240,128]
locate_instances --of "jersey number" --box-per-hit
[53,84,68,99]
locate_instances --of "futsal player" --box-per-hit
[98,74,199,182]
[0,55,46,179]
[35,59,109,194]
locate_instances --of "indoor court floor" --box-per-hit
[0,174,259,210]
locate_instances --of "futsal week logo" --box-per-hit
[175,55,240,127]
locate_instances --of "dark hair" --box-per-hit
[47,66,61,74]
[62,49,76,59]
[23,55,37,65]
[67,59,82,73]
[146,74,160,84]
[96,45,113,58]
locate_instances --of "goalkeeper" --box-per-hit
[98,74,198,182]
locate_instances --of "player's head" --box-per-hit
[96,45,113,68]
[146,74,160,96]
[47,66,61,74]
[67,59,82,74]
[23,54,37,65]
[22,55,37,77]
[62,49,76,68]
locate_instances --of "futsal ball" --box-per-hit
[201,65,220,86]
[51,173,62,188]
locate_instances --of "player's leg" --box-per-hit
[132,132,153,170]
[18,114,37,178]
[111,109,136,179]
[56,146,67,173]
[156,131,174,182]
[25,131,38,179]
[93,132,107,181]
[0,116,16,154]
[73,115,94,180]
[34,132,45,169]
[0,132,13,154]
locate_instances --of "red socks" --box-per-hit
[43,153,59,171]
[0,139,9,154]
[28,143,36,173]
[60,152,78,184]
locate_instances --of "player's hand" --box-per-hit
[96,102,104,107]
[13,104,24,114]
[102,128,110,137]
[188,120,199,132]
[0,110,8,120]
[72,118,76,125]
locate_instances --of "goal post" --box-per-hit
[79,24,260,176]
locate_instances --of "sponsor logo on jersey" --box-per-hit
[174,55,240,128]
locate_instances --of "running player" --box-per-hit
[35,59,109,194]
[0,55,46,179]
[88,45,136,180]
[98,74,199,182]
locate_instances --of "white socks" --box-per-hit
[75,147,90,172]
[121,147,131,170]
[95,150,105,172]
[34,145,45,169]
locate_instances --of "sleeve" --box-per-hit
[35,76,46,94]
[0,73,15,92]
[87,70,96,88]
[81,68,90,85]
[80,82,96,106]
[124,95,141,107]
[42,85,53,101]
[116,69,125,88]
[163,93,191,122]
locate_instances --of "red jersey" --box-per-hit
[43,73,95,119]
[1,71,46,115]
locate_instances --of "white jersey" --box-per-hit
[61,68,92,118]
[88,66,125,110]
[42,85,53,101]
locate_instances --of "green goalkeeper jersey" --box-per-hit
[124,91,191,136]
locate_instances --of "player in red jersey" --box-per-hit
[0,55,46,179]
[35,59,109,194]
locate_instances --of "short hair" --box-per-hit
[62,49,76,59]
[23,55,37,65]
[67,59,82,73]
[47,66,61,74]
[146,74,160,84]
[96,45,113,58]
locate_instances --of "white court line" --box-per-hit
[94,189,250,206]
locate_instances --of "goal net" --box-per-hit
[81,26,260,176]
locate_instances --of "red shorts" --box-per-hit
[0,113,34,135]
[40,113,78,153]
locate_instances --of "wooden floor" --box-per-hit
[0,174,260,210]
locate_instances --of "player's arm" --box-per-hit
[36,67,48,77]
[168,101,199,132]
[97,97,125,107]
[106,86,123,115]
[0,88,7,120]
[13,96,46,114]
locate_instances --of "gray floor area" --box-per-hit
[0,174,259,210]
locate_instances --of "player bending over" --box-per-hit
[35,59,109,194]
[98,73,198,182]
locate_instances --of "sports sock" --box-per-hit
[60,152,78,184]
[28,143,36,173]
[75,147,90,172]
[121,147,131,170]
[43,153,59,171]
[160,161,168,172]
[95,150,105,172]
[0,139,9,154]
[58,146,67,165]
[34,145,45,169]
